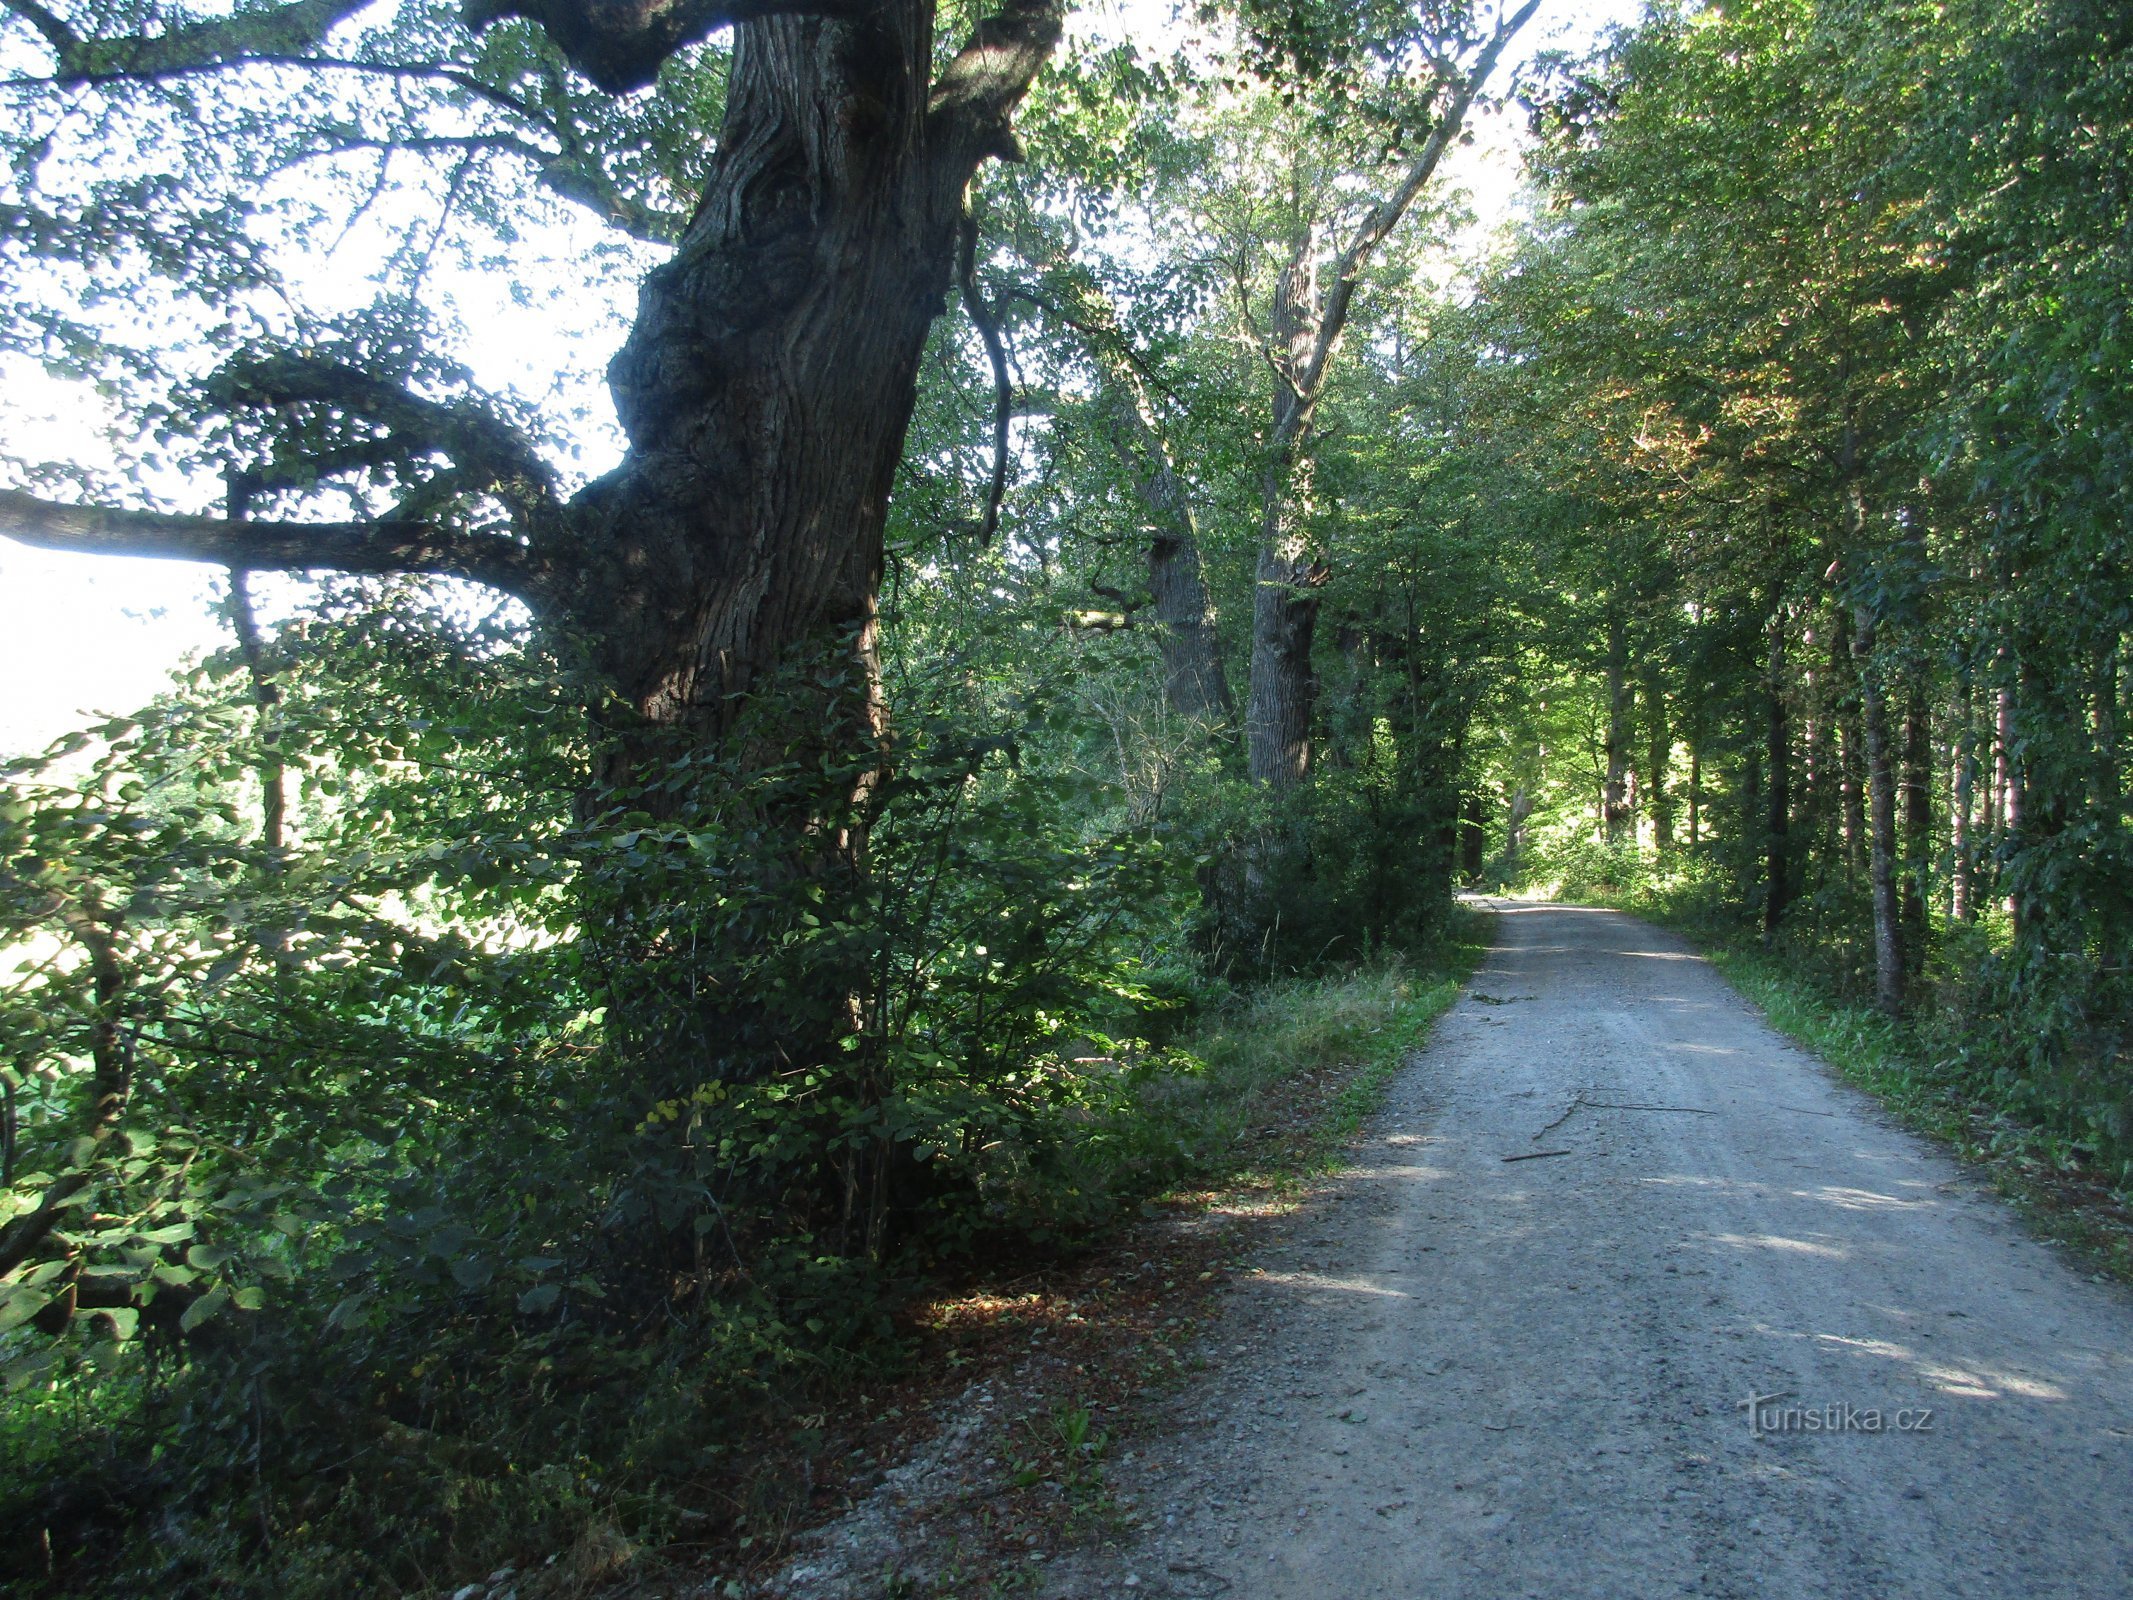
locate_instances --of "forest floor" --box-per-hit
[1005,901,2133,1599]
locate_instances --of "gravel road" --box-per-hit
[1040,901,2133,1600]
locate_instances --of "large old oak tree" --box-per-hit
[2,0,1061,771]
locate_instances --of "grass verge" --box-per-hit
[674,914,1491,1598]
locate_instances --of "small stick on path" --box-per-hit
[1502,1149,1573,1163]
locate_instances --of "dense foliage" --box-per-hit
[3,0,2128,1592]
[1460,0,2132,1179]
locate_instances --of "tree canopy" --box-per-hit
[3,0,2129,1592]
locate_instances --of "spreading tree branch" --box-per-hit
[956,212,1013,545]
[927,0,1064,162]
[209,353,566,536]
[463,0,870,94]
[1,0,377,84]
[0,490,547,598]
[1300,0,1544,401]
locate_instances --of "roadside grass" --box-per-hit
[704,915,1492,1598]
[1130,913,1487,1190]
[1556,883,2133,1288]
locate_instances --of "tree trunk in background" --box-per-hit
[1952,662,1977,922]
[1995,678,2018,838]
[1832,609,1866,875]
[1239,4,1537,789]
[1247,231,1326,788]
[1603,608,1633,841]
[1853,606,1905,1014]
[1148,524,1231,730]
[1900,675,1932,975]
[2096,640,2121,823]
[1642,660,1672,854]
[1997,671,2022,931]
[1505,786,1534,875]
[1083,300,1233,731]
[1459,790,1487,883]
[1742,740,1764,907]
[1688,738,1702,850]
[1765,612,1792,936]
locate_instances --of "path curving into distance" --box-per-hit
[1042,901,2133,1600]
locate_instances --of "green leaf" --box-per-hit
[180,1283,230,1334]
[0,1284,49,1335]
[98,1306,140,1341]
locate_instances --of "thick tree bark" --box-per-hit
[0,0,1064,1267]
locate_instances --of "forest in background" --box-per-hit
[1,0,2127,1593]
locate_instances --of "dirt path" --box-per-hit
[1039,902,2133,1600]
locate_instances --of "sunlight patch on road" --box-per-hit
[1802,1185,1933,1212]
[1709,1231,1851,1260]
[1253,1271,1413,1299]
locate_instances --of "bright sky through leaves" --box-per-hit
[0,0,1639,756]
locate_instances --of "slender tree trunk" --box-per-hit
[1603,608,1633,842]
[1852,605,1905,1014]
[1997,670,2022,930]
[225,569,286,853]
[1459,790,1487,883]
[1832,608,1866,875]
[1642,660,1672,855]
[1246,232,1326,788]
[1952,661,1977,922]
[2096,640,2121,821]
[1687,738,1701,851]
[1742,740,1764,907]
[1765,609,1792,936]
[1995,678,2018,838]
[1505,786,1533,875]
[1901,673,1932,974]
